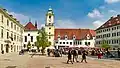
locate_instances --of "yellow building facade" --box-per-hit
[0,7,24,54]
[45,7,55,46]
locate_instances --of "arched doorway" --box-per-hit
[6,44,9,53]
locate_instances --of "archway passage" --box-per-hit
[6,44,9,53]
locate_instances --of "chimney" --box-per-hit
[9,15,13,17]
[35,21,37,28]
[17,21,19,23]
[3,9,7,12]
[14,18,17,20]
[117,14,120,17]
[111,16,113,19]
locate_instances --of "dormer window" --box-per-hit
[65,35,68,40]
[109,23,111,26]
[116,19,119,21]
[57,35,61,40]
[86,34,90,40]
[73,35,76,40]
[117,21,120,23]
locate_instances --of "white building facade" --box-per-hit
[0,8,24,54]
[54,29,96,49]
[96,15,120,48]
[23,22,38,50]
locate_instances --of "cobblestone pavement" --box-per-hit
[0,53,120,68]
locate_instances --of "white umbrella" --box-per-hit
[48,46,55,49]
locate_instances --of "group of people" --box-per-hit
[67,49,88,64]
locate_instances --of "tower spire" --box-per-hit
[35,20,37,28]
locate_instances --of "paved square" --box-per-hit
[0,53,120,68]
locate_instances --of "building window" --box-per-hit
[49,32,51,34]
[7,32,9,39]
[49,36,51,39]
[49,27,51,29]
[1,44,3,51]
[56,41,58,44]
[31,36,33,42]
[57,35,61,40]
[14,34,16,41]
[28,34,30,36]
[85,42,87,45]
[79,42,81,45]
[63,42,65,44]
[17,36,19,41]
[70,42,72,45]
[1,29,3,38]
[65,35,68,40]
[66,42,69,44]
[88,42,90,45]
[11,22,13,28]
[1,15,3,23]
[7,20,9,26]
[60,42,62,44]
[73,35,76,40]
[24,44,26,48]
[11,33,13,41]
[49,16,51,18]
[25,36,27,42]
[14,25,16,30]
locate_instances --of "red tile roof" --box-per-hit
[96,15,120,30]
[54,28,96,40]
[24,22,37,31]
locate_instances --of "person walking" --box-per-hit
[81,50,87,63]
[72,49,79,62]
[67,49,73,64]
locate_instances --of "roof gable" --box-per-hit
[24,22,37,31]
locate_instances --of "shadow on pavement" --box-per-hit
[6,66,16,68]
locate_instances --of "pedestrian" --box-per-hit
[67,49,73,64]
[81,50,87,63]
[47,48,50,56]
[1,50,4,54]
[97,51,102,59]
[72,49,79,62]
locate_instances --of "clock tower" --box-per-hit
[45,7,55,46]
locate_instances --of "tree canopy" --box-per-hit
[36,27,51,49]
[101,39,110,49]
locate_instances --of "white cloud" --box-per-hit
[105,0,120,4]
[40,24,45,28]
[55,20,78,28]
[8,12,29,24]
[92,20,104,28]
[108,10,117,13]
[99,6,105,9]
[87,9,103,18]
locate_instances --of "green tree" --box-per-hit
[27,41,31,50]
[101,39,110,49]
[36,27,51,55]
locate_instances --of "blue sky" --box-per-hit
[0,0,120,29]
